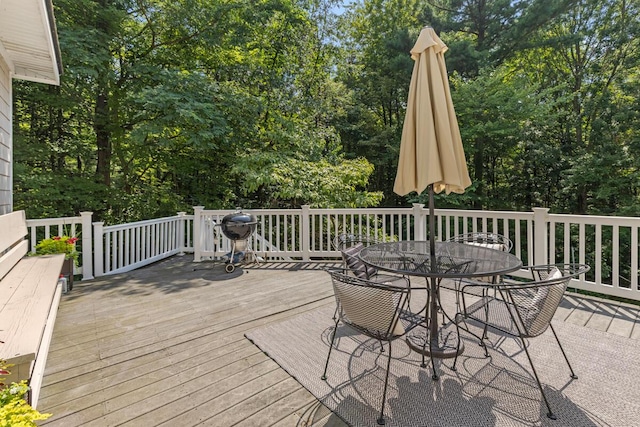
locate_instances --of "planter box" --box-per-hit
[61,258,74,290]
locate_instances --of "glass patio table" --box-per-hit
[359,241,523,363]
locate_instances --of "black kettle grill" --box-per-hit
[216,208,258,272]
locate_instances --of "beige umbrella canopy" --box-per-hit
[394,27,472,356]
[394,26,471,197]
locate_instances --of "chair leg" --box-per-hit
[478,297,490,357]
[450,319,462,372]
[549,323,578,379]
[457,314,489,358]
[479,323,490,357]
[377,342,392,425]
[519,336,557,420]
[322,318,340,380]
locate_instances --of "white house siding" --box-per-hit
[0,55,12,215]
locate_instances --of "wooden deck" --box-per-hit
[38,255,640,426]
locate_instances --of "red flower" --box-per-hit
[53,236,61,240]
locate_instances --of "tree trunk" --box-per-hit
[95,92,111,186]
[473,137,485,209]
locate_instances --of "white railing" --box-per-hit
[22,205,640,301]
[25,212,93,278]
[92,212,193,276]
[547,212,640,299]
[194,205,537,263]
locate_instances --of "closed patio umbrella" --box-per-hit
[394,26,471,362]
[394,26,471,252]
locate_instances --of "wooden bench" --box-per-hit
[0,210,64,408]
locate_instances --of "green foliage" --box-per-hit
[0,361,52,426]
[9,0,640,221]
[33,236,80,263]
[240,155,383,208]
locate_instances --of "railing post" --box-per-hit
[80,211,94,280]
[412,203,426,241]
[533,207,550,265]
[93,221,104,277]
[193,206,204,262]
[301,205,310,261]
[177,212,186,255]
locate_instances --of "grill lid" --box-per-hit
[220,208,257,240]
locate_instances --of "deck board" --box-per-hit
[584,300,617,331]
[564,297,598,326]
[631,315,640,340]
[606,305,639,337]
[38,256,637,427]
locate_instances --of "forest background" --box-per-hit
[12,0,640,224]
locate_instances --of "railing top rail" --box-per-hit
[549,213,640,224]
[305,207,417,214]
[200,209,302,215]
[26,216,83,225]
[101,215,187,231]
[200,207,539,217]
[435,208,535,219]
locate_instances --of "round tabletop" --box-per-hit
[359,241,522,279]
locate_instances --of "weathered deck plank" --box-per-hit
[235,387,329,427]
[37,256,636,427]
[40,257,342,426]
[606,304,639,338]
[564,297,598,326]
[584,299,617,331]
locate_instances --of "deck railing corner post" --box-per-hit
[93,221,104,277]
[412,203,427,241]
[177,211,187,256]
[301,205,311,261]
[193,206,204,262]
[80,211,94,280]
[532,207,550,265]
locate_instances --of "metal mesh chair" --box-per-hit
[441,232,514,308]
[333,233,380,252]
[446,232,513,253]
[458,263,590,420]
[333,233,407,285]
[322,268,419,425]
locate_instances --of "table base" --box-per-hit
[405,325,464,359]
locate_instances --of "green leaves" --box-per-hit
[11,0,640,220]
[238,155,382,208]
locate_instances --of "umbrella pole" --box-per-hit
[428,185,438,345]
[429,184,436,260]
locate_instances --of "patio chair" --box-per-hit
[322,268,419,425]
[333,233,379,278]
[457,263,590,420]
[446,232,513,253]
[333,233,408,286]
[441,232,514,311]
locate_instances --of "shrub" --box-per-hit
[0,360,51,426]
[33,236,79,264]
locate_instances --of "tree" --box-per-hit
[13,0,383,221]
[521,0,640,213]
[336,0,422,205]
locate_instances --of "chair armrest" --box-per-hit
[460,279,498,294]
[459,279,499,314]
[324,266,353,275]
[370,272,411,288]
